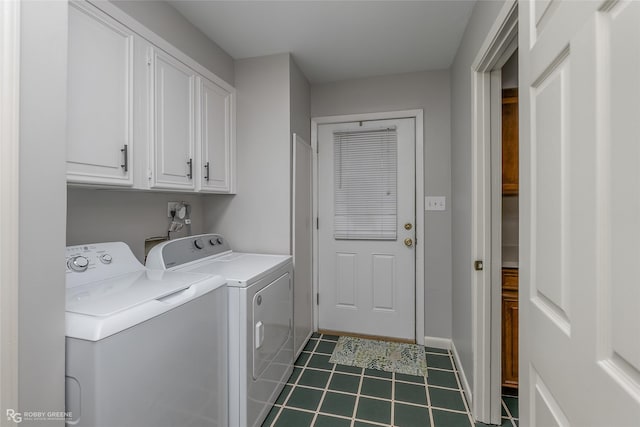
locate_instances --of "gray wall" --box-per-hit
[290,57,311,147]
[110,0,234,85]
[67,190,206,262]
[18,1,68,423]
[310,70,452,340]
[501,50,518,89]
[204,54,292,254]
[450,0,507,394]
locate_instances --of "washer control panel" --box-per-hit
[146,234,231,270]
[65,242,143,288]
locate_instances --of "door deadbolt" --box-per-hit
[404,238,413,247]
[404,223,413,230]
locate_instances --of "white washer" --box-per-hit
[146,234,294,427]
[65,242,228,427]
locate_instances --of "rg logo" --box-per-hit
[6,409,22,423]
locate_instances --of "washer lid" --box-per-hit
[66,271,226,341]
[66,270,218,317]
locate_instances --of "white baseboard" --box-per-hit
[424,336,452,350]
[451,340,473,408]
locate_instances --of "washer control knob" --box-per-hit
[216,237,223,245]
[99,254,113,264]
[194,238,205,250]
[68,256,89,272]
[209,238,217,246]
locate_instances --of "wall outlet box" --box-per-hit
[425,196,446,211]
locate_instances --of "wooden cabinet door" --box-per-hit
[502,269,519,389]
[502,89,518,195]
[151,50,196,190]
[67,2,134,186]
[197,77,234,193]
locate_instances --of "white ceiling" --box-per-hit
[169,1,476,84]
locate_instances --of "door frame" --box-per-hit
[0,0,20,416]
[311,109,425,344]
[470,0,518,424]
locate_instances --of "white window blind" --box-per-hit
[334,127,397,240]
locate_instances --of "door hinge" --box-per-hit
[474,260,484,271]
[316,293,319,305]
[316,218,319,230]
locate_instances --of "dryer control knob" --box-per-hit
[209,238,217,246]
[194,238,205,249]
[216,237,223,245]
[68,256,89,272]
[99,254,113,264]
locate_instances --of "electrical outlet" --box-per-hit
[425,196,446,211]
[167,202,180,217]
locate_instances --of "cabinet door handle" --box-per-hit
[120,144,128,172]
[187,158,193,180]
[204,162,210,182]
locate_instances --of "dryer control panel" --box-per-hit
[65,242,143,288]
[146,234,232,270]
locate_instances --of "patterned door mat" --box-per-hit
[329,336,428,377]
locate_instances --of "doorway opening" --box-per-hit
[470,0,518,424]
[311,110,425,345]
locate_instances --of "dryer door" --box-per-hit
[252,272,292,379]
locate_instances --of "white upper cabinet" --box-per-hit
[197,77,235,193]
[150,50,196,190]
[67,1,134,186]
[66,1,236,194]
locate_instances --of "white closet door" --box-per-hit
[151,50,196,190]
[520,1,640,425]
[67,1,134,186]
[197,77,233,193]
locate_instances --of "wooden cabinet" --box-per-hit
[66,1,134,186]
[150,50,197,190]
[196,77,235,193]
[502,88,519,195]
[502,268,519,389]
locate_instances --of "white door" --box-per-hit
[318,118,415,340]
[520,1,640,426]
[293,134,313,356]
[67,1,134,186]
[197,76,233,193]
[151,49,195,190]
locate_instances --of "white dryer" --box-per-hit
[146,234,294,427]
[65,242,228,427]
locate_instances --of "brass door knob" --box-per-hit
[404,238,413,247]
[404,223,413,230]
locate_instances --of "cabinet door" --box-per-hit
[197,77,234,193]
[67,2,134,186]
[151,50,196,190]
[502,88,519,195]
[501,269,519,389]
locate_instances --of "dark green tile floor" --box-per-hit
[262,333,519,427]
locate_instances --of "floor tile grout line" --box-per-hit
[350,361,365,427]
[390,371,395,425]
[309,346,339,427]
[425,361,435,427]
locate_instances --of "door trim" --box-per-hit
[0,0,20,415]
[470,0,518,424]
[311,109,424,345]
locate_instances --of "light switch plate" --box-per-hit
[425,196,446,211]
